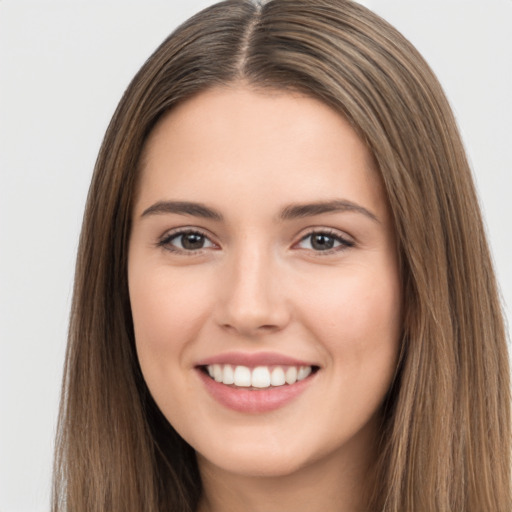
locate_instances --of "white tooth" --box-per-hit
[252,366,271,388]
[213,364,223,382]
[222,365,234,385]
[297,366,312,381]
[285,366,298,385]
[207,365,215,378]
[270,366,286,386]
[233,365,251,387]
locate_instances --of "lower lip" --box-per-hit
[196,369,316,413]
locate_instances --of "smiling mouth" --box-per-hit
[200,364,319,389]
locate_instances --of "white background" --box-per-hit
[1,1,511,510]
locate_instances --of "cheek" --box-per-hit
[128,265,215,421]
[298,262,402,376]
[129,266,211,377]
[300,266,401,440]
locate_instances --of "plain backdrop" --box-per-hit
[1,1,511,510]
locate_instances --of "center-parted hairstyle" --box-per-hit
[53,1,511,511]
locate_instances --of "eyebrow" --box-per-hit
[140,199,379,223]
[141,201,224,221]
[279,199,379,223]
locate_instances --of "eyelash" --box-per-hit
[156,228,355,255]
[295,229,355,255]
[156,228,216,256]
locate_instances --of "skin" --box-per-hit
[128,85,402,512]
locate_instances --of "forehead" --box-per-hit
[135,85,387,219]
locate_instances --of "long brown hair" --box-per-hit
[53,1,511,510]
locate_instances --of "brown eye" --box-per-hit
[297,231,354,252]
[310,234,336,250]
[159,230,215,252]
[180,233,207,250]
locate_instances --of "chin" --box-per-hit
[193,428,337,480]
[197,448,312,479]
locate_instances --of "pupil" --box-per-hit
[182,233,204,250]
[311,234,334,250]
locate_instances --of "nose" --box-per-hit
[214,244,291,337]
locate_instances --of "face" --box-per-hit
[128,86,401,479]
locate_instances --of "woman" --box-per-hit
[52,0,511,510]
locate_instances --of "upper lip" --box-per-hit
[195,351,318,368]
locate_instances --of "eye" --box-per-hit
[158,230,216,253]
[296,230,354,252]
